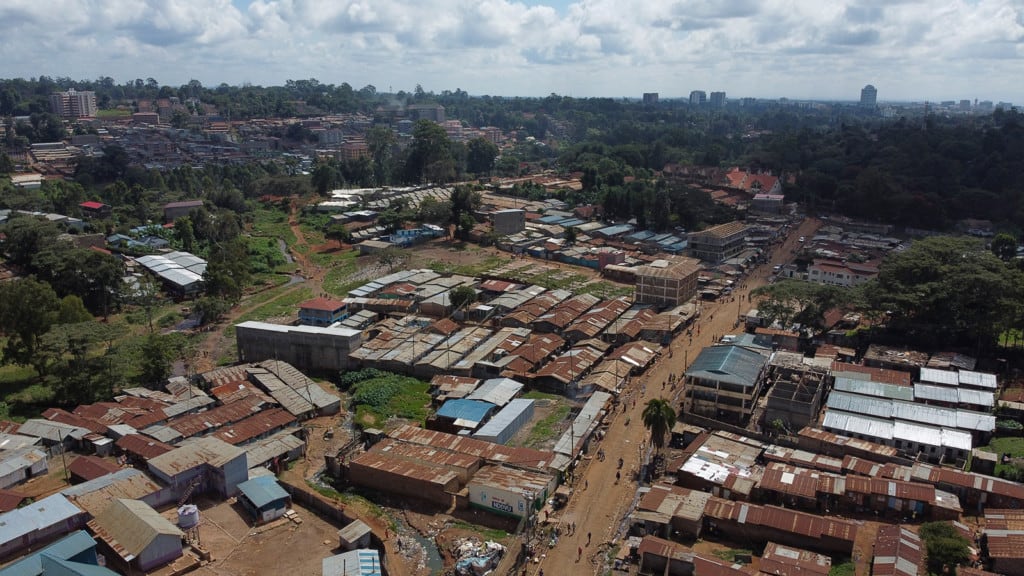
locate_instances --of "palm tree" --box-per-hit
[642,398,677,453]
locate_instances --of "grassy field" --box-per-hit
[321,250,362,296]
[976,437,1024,476]
[524,403,571,448]
[226,285,312,336]
[350,373,432,429]
[251,206,296,245]
[95,108,132,119]
[577,281,634,299]
[711,548,754,563]
[0,362,47,421]
[427,253,504,277]
[999,329,1024,348]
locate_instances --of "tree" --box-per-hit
[0,277,60,368]
[33,247,123,317]
[312,161,341,194]
[642,398,677,453]
[175,216,196,253]
[367,125,396,186]
[863,236,1024,349]
[204,238,251,303]
[57,295,93,325]
[1,216,60,268]
[450,286,477,310]
[450,186,481,240]
[377,246,408,272]
[406,120,455,183]
[41,321,120,403]
[466,137,498,175]
[325,223,352,247]
[919,522,970,575]
[418,197,452,225]
[139,334,175,388]
[193,296,231,326]
[991,232,1018,262]
[750,280,853,330]
[132,275,162,334]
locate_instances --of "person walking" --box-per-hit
[587,532,592,546]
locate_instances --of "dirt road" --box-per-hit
[534,218,821,575]
[193,199,330,373]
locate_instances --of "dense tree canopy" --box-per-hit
[751,280,856,330]
[863,236,1024,349]
[919,522,970,575]
[0,277,60,369]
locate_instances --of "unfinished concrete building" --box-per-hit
[763,352,829,433]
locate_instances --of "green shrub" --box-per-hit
[340,368,386,388]
[352,379,404,408]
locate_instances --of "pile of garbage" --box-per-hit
[453,538,506,576]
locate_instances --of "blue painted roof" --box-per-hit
[558,218,586,228]
[596,224,634,237]
[236,476,290,509]
[37,556,119,576]
[625,230,656,241]
[0,494,82,547]
[685,344,768,387]
[435,399,495,424]
[0,531,101,576]
[537,215,567,224]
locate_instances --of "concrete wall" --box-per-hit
[137,534,183,572]
[346,461,458,507]
[236,324,361,374]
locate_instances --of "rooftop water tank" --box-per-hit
[177,504,199,529]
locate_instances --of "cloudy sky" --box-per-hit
[1,0,1021,102]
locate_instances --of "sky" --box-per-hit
[0,0,1022,103]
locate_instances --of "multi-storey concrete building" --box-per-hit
[492,209,526,236]
[49,89,97,118]
[634,256,701,308]
[688,221,748,263]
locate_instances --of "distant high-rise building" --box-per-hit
[49,89,97,118]
[859,85,877,108]
[959,100,972,112]
[689,91,707,106]
[406,103,446,123]
[642,92,659,105]
[709,91,726,108]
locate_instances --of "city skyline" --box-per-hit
[0,0,1021,103]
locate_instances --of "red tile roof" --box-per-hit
[80,201,106,210]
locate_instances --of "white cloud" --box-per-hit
[0,0,1020,102]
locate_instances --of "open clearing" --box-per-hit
[189,499,345,576]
